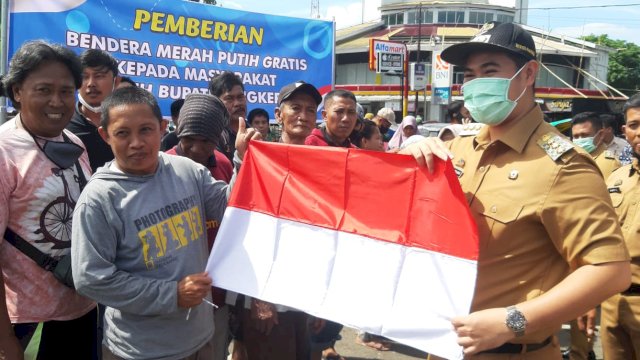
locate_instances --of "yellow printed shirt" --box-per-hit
[448,105,629,343]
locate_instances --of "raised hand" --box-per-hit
[235,116,262,160]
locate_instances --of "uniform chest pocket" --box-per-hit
[609,192,624,208]
[479,202,524,224]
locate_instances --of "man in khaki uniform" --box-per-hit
[599,113,632,165]
[567,111,621,360]
[572,111,621,179]
[602,94,640,360]
[400,22,631,359]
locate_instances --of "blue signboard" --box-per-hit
[7,0,335,117]
[433,87,450,105]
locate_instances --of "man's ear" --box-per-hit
[274,108,282,125]
[12,85,22,103]
[525,61,539,86]
[113,76,122,89]
[594,129,604,146]
[98,126,110,144]
[160,119,168,133]
[322,109,328,122]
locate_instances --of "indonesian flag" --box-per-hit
[207,141,478,359]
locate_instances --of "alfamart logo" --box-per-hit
[374,42,405,53]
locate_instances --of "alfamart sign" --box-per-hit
[369,39,406,73]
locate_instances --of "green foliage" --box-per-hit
[583,34,640,95]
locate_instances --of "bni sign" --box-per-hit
[431,50,452,105]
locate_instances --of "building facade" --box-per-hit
[335,0,621,122]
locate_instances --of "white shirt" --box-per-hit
[605,136,629,155]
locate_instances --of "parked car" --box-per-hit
[418,123,448,137]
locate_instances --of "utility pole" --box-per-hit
[311,0,320,19]
[414,3,422,117]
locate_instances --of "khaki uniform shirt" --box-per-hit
[607,161,640,284]
[448,105,629,343]
[592,143,621,179]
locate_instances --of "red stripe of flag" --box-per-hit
[230,141,478,261]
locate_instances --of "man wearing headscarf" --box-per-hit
[165,93,233,360]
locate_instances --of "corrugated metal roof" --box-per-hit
[337,28,405,53]
[534,36,597,57]
[336,23,599,57]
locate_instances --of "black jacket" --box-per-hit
[66,104,113,172]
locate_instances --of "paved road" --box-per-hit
[334,325,603,360]
[227,323,603,359]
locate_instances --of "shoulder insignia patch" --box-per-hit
[537,133,574,161]
[605,150,616,159]
[459,123,485,137]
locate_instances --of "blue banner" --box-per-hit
[8,0,335,117]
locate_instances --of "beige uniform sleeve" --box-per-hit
[540,153,630,270]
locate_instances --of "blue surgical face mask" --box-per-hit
[461,65,527,126]
[573,136,597,153]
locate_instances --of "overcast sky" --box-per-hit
[217,0,640,45]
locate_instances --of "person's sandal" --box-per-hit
[321,347,345,360]
[355,333,391,351]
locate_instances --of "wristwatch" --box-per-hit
[505,305,527,337]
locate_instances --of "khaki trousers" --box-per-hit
[568,319,593,360]
[601,293,640,360]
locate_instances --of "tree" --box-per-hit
[582,34,640,96]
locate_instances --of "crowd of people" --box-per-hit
[0,20,639,360]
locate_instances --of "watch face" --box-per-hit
[507,308,527,332]
[508,314,526,330]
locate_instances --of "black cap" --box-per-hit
[441,22,536,66]
[277,81,322,107]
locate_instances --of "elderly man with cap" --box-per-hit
[275,81,323,145]
[235,80,323,360]
[399,22,630,359]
